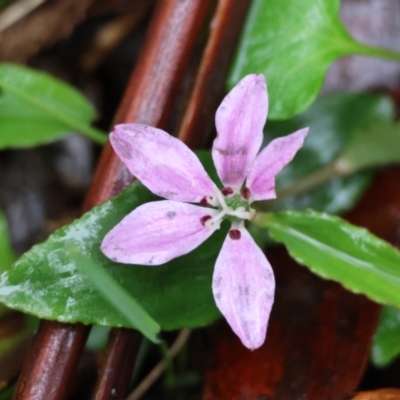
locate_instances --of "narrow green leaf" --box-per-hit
[0,182,224,330]
[0,212,16,273]
[335,122,400,174]
[68,246,160,343]
[372,305,400,367]
[265,93,394,214]
[0,63,106,147]
[256,210,400,308]
[229,0,400,120]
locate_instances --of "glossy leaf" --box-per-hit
[0,212,16,273]
[257,210,400,308]
[372,305,400,367]
[0,63,106,147]
[335,122,400,174]
[265,93,394,214]
[229,0,400,120]
[0,182,225,330]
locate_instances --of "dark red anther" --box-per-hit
[200,197,209,206]
[200,215,212,226]
[241,187,251,200]
[221,187,233,196]
[229,229,241,240]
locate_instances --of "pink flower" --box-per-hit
[101,74,308,349]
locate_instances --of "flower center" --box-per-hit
[203,187,255,230]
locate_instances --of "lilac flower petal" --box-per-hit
[110,124,215,202]
[246,128,309,201]
[212,224,275,350]
[212,74,268,190]
[101,201,219,266]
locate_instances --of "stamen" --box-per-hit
[241,187,251,200]
[229,229,241,240]
[200,215,212,226]
[200,197,209,206]
[228,207,252,220]
[215,188,229,212]
[204,210,225,230]
[221,187,233,196]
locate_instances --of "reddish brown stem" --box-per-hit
[83,0,212,209]
[91,329,142,400]
[177,0,252,148]
[13,321,90,400]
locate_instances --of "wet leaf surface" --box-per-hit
[0,182,225,330]
[258,209,400,309]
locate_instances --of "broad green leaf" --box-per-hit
[335,122,400,174]
[265,93,394,214]
[0,64,106,147]
[256,210,400,308]
[229,0,400,120]
[69,248,160,342]
[372,306,400,367]
[0,212,16,273]
[0,182,224,330]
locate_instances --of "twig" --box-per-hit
[126,329,191,400]
[0,0,46,33]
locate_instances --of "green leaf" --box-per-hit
[196,151,222,187]
[265,93,395,214]
[335,122,400,174]
[0,212,16,273]
[69,247,160,342]
[86,326,111,351]
[229,0,400,120]
[0,182,224,330]
[372,306,400,367]
[256,210,400,308]
[0,63,106,147]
